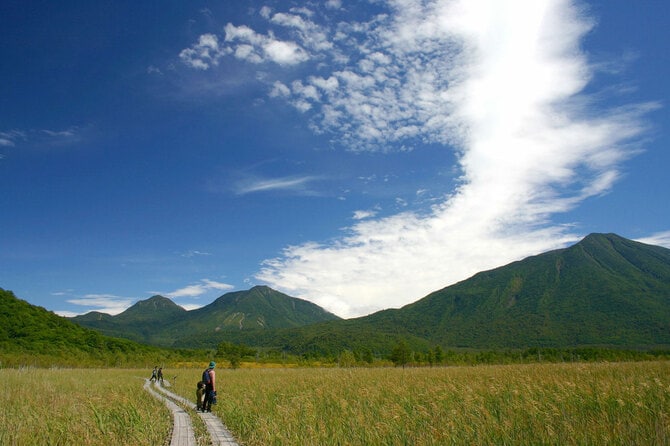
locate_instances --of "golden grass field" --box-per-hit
[2,361,669,445]
[0,368,171,445]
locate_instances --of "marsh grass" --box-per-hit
[0,368,171,445]
[172,361,670,445]
[1,362,668,445]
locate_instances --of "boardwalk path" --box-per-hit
[144,379,239,446]
[143,379,195,446]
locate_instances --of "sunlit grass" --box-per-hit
[172,361,670,445]
[1,362,668,445]
[0,368,171,445]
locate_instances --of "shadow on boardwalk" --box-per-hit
[144,379,239,446]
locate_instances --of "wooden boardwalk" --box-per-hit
[144,379,239,446]
[144,379,195,446]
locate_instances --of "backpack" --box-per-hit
[202,368,211,385]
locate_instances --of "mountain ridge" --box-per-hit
[60,233,670,353]
[71,285,341,346]
[0,288,173,366]
[194,233,670,354]
[360,233,670,349]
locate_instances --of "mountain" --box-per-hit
[363,233,670,349]
[212,233,670,354]
[71,285,341,347]
[70,234,670,354]
[186,285,340,329]
[71,295,188,345]
[116,295,187,323]
[0,288,166,366]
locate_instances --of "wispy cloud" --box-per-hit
[0,130,26,147]
[181,250,212,258]
[183,0,655,318]
[0,127,83,153]
[163,279,234,299]
[233,174,322,195]
[64,294,135,316]
[637,231,670,249]
[54,279,233,316]
[353,207,379,220]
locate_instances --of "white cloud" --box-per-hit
[233,174,321,195]
[66,294,135,316]
[270,81,291,98]
[325,0,342,10]
[251,0,654,318]
[180,303,205,311]
[263,39,310,65]
[637,231,670,249]
[0,128,81,148]
[180,1,654,318]
[0,130,25,146]
[222,23,309,66]
[165,279,234,299]
[179,33,228,70]
[57,280,233,316]
[181,250,212,258]
[353,209,378,220]
[260,6,273,20]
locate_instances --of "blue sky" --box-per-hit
[1,0,668,319]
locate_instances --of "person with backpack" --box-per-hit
[201,361,216,412]
[150,366,158,382]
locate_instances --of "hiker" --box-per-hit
[196,380,205,411]
[150,366,158,382]
[201,361,217,412]
[157,367,164,385]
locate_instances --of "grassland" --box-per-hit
[175,361,670,445]
[2,361,669,445]
[0,369,171,445]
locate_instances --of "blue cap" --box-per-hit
[209,361,216,368]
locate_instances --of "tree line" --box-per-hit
[214,339,670,368]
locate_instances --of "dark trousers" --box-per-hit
[203,385,214,411]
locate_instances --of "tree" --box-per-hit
[216,341,255,369]
[338,350,356,367]
[390,340,411,368]
[433,345,444,365]
[359,347,374,364]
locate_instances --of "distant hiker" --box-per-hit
[157,367,164,385]
[201,361,217,412]
[150,366,158,382]
[195,380,206,411]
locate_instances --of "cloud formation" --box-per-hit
[164,279,234,299]
[64,294,135,316]
[0,127,83,153]
[637,231,670,249]
[233,174,322,195]
[182,0,654,318]
[55,279,234,316]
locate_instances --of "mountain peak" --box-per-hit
[71,285,340,348]
[113,295,186,322]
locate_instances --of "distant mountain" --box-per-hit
[185,285,340,329]
[71,295,188,345]
[0,288,164,365]
[212,233,670,354]
[70,234,670,354]
[71,285,341,347]
[116,295,187,323]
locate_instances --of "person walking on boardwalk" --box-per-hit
[201,361,216,412]
[150,366,158,382]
